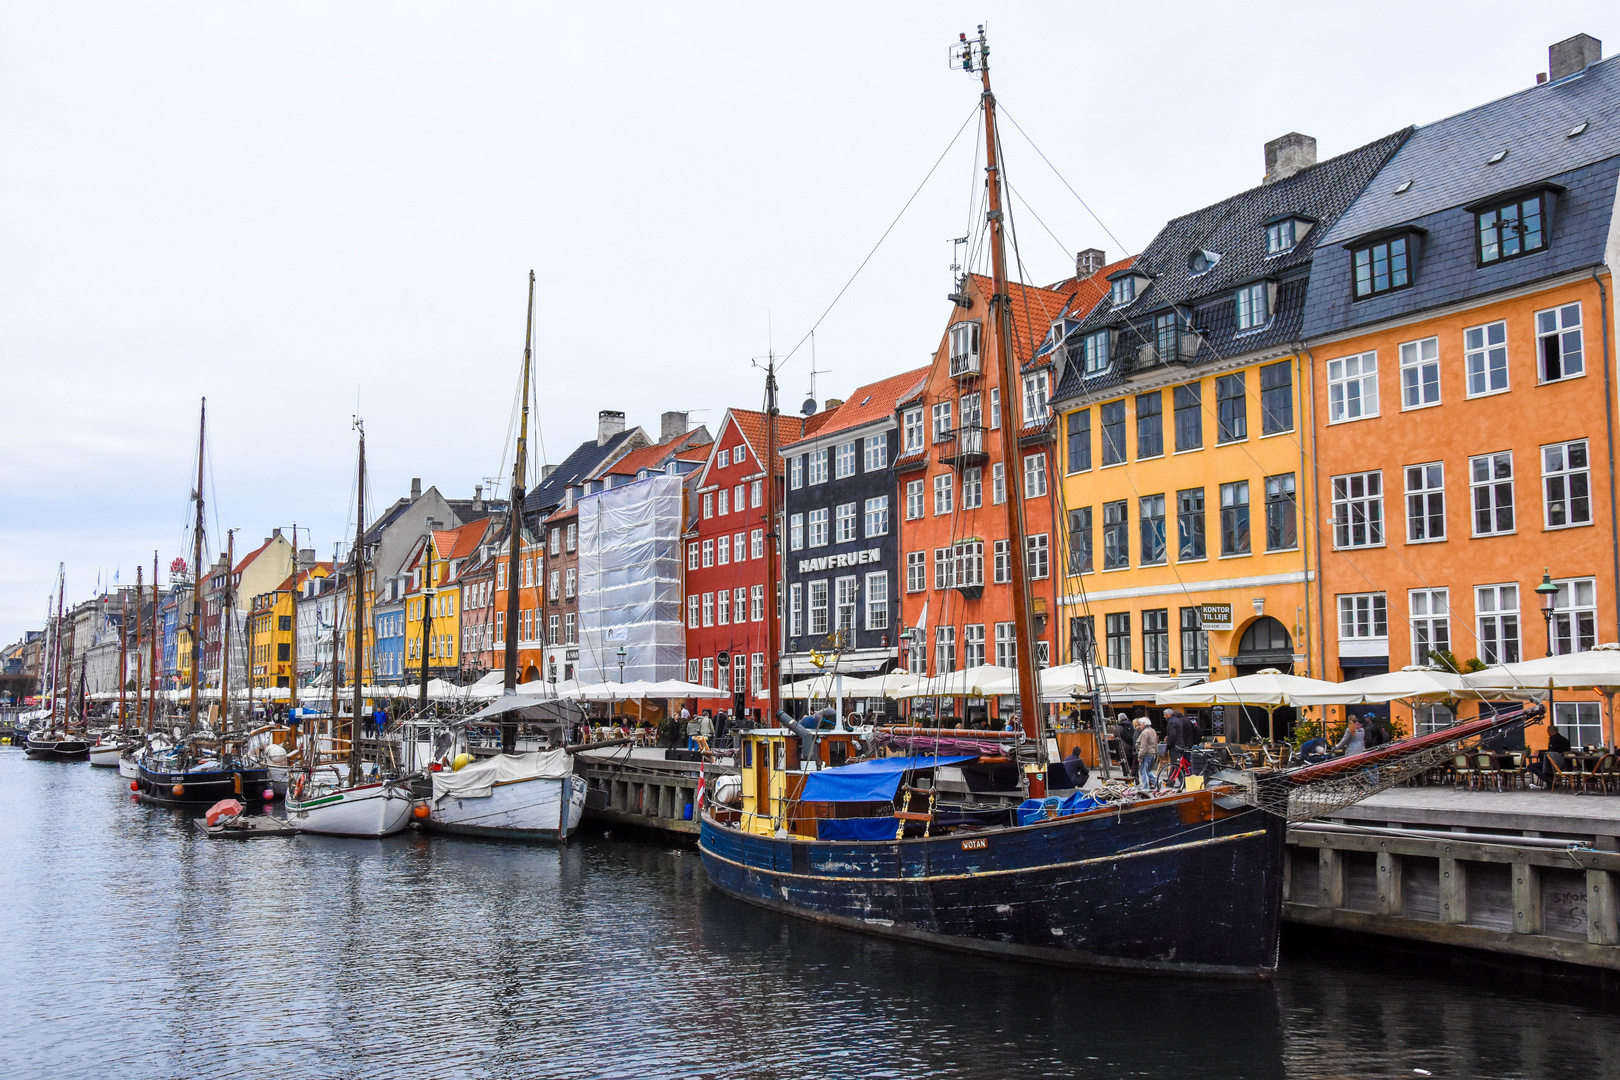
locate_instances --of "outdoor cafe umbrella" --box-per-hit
[1156,668,1342,743]
[896,665,1019,699]
[1287,665,1491,738]
[1463,642,1620,749]
[1037,663,1179,702]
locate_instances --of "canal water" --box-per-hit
[2,751,1617,1080]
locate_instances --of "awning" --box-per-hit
[799,755,974,803]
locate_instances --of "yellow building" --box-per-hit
[1046,131,1409,739]
[402,523,485,682]
[247,565,330,690]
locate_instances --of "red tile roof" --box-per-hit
[781,366,929,446]
[726,408,822,475]
[1063,256,1135,320]
[604,428,708,477]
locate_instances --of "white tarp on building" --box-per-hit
[576,474,686,685]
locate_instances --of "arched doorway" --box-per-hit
[1231,616,1294,742]
[522,665,540,684]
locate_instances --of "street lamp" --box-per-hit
[617,644,627,683]
[1536,568,1559,658]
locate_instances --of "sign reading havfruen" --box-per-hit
[1198,603,1233,630]
[798,548,883,574]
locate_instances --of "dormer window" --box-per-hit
[1476,192,1546,265]
[1111,276,1136,306]
[1188,250,1220,275]
[1235,282,1271,330]
[1080,329,1110,374]
[1347,229,1421,299]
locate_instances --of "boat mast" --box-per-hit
[66,617,78,727]
[350,420,368,779]
[187,398,206,737]
[502,272,534,751]
[419,525,434,717]
[148,550,158,732]
[221,530,234,734]
[330,564,341,749]
[290,523,300,717]
[118,575,129,730]
[133,565,144,731]
[51,567,64,726]
[959,28,1042,741]
[763,356,782,725]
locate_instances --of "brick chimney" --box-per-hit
[1263,133,1317,185]
[1076,248,1107,278]
[660,410,690,441]
[1548,33,1602,81]
[824,398,844,412]
[410,477,422,500]
[598,410,626,446]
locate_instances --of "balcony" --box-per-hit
[936,425,989,468]
[948,352,981,379]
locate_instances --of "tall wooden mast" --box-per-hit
[221,530,234,732]
[961,28,1041,741]
[117,576,128,729]
[187,398,206,735]
[50,567,64,726]
[762,357,782,724]
[148,550,158,731]
[501,271,535,751]
[289,524,300,714]
[350,421,368,778]
[133,564,144,730]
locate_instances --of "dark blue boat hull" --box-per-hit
[699,791,1286,978]
[136,762,273,807]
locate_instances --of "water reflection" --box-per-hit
[0,752,1615,1080]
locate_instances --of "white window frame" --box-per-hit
[808,580,829,636]
[1550,577,1598,656]
[1337,592,1388,643]
[789,513,803,551]
[734,587,746,624]
[1469,451,1515,537]
[1535,302,1584,384]
[701,539,714,566]
[1235,281,1269,330]
[1409,588,1450,666]
[905,551,926,593]
[687,542,700,570]
[953,540,984,588]
[701,592,714,627]
[1553,701,1604,747]
[962,466,982,509]
[790,456,803,490]
[1404,462,1445,544]
[716,535,729,566]
[931,401,953,442]
[963,623,986,668]
[1399,336,1441,410]
[751,528,764,559]
[1464,320,1510,397]
[807,508,828,547]
[788,583,803,637]
[863,496,890,538]
[991,462,1005,505]
[1326,351,1379,423]
[834,575,858,632]
[1022,371,1050,426]
[933,473,953,516]
[1475,583,1520,665]
[835,441,857,479]
[1026,533,1050,580]
[1542,439,1592,530]
[993,539,1010,585]
[834,502,858,544]
[807,448,828,485]
[994,622,1017,668]
[864,435,888,472]
[903,409,924,454]
[1023,452,1048,499]
[905,478,925,521]
[933,548,953,591]
[1331,470,1384,549]
[750,584,764,622]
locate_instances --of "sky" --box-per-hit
[3,1,1616,644]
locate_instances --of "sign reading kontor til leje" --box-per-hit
[1198,603,1233,630]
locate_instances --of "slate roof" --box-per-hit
[523,429,639,516]
[781,367,930,449]
[1055,127,1410,403]
[1303,55,1620,340]
[1321,55,1620,247]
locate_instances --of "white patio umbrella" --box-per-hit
[1038,664,1179,701]
[517,677,583,699]
[895,665,1019,699]
[1463,642,1620,748]
[1287,666,1477,706]
[1156,668,1342,743]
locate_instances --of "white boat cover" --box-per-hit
[431,750,572,801]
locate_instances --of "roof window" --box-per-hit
[1108,268,1150,308]
[1568,121,1589,138]
[1486,149,1509,165]
[1188,249,1220,275]
[1393,180,1413,194]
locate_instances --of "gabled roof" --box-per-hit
[781,367,929,448]
[523,429,640,516]
[960,274,1082,369]
[1322,55,1620,246]
[602,427,711,478]
[708,408,822,482]
[233,535,279,575]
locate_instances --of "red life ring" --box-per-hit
[291,774,306,801]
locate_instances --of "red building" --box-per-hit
[895,258,1119,713]
[685,407,830,715]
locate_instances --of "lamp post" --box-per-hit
[1536,568,1559,658]
[617,644,627,684]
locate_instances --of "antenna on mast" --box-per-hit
[802,331,825,417]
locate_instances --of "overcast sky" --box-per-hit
[3,1,1615,644]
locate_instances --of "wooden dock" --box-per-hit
[1286,789,1620,974]
[573,746,709,838]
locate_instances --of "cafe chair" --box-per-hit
[1547,755,1575,794]
[1505,751,1527,791]
[1451,754,1475,789]
[1565,754,1595,793]
[1475,752,1502,792]
[1591,754,1617,795]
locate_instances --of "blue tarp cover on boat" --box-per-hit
[799,755,976,803]
[816,817,900,841]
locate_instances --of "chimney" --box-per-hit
[597,410,626,446]
[410,477,422,500]
[271,528,282,541]
[473,484,484,510]
[1263,132,1317,185]
[299,548,315,565]
[660,410,690,441]
[824,398,844,412]
[1076,248,1107,278]
[541,463,557,482]
[1548,34,1601,81]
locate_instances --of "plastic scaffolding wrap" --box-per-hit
[576,474,687,686]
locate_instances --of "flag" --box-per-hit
[915,599,928,634]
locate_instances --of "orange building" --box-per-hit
[895,256,1115,719]
[1300,44,1620,748]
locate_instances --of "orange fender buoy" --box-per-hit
[412,803,430,820]
[172,784,185,797]
[129,781,139,792]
